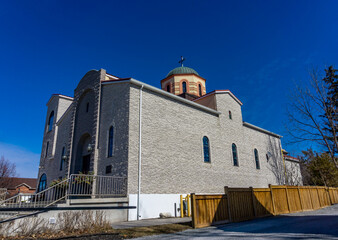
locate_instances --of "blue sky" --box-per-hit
[0,0,337,178]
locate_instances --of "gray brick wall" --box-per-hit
[38,71,298,195]
[97,83,130,177]
[127,84,284,194]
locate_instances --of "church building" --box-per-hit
[37,61,301,220]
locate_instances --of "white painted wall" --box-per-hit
[128,194,183,221]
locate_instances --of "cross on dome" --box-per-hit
[178,56,185,67]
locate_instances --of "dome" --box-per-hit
[166,66,199,77]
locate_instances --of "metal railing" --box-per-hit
[68,174,127,198]
[0,188,7,201]
[0,175,127,209]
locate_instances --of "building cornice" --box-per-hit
[243,121,282,138]
[160,73,206,83]
[193,90,243,106]
[102,78,221,116]
[46,94,73,106]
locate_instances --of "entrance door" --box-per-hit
[82,154,90,174]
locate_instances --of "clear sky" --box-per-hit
[0,0,337,178]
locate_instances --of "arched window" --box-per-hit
[60,147,65,171]
[166,85,170,93]
[199,84,202,96]
[229,111,232,120]
[232,143,238,166]
[38,174,47,192]
[182,82,187,93]
[108,126,114,157]
[254,149,260,169]
[48,111,54,131]
[45,142,49,158]
[203,136,210,163]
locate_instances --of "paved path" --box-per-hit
[135,204,338,239]
[111,217,191,229]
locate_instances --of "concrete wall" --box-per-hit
[128,194,181,220]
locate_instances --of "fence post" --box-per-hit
[285,185,290,213]
[298,186,303,211]
[316,187,322,207]
[327,187,332,205]
[187,194,191,217]
[250,187,257,218]
[269,184,276,215]
[309,186,314,210]
[180,195,183,218]
[224,186,232,222]
[191,193,197,228]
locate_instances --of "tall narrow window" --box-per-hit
[182,82,187,93]
[203,136,210,163]
[45,142,49,158]
[86,102,89,112]
[199,84,202,96]
[48,111,54,131]
[254,149,260,169]
[166,85,170,93]
[266,154,269,162]
[232,143,238,166]
[229,111,232,120]
[60,147,65,171]
[38,174,47,192]
[108,126,114,157]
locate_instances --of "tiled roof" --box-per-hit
[4,177,37,190]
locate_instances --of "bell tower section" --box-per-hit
[161,57,206,100]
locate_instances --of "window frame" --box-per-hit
[60,146,65,171]
[232,143,238,166]
[38,174,47,192]
[45,142,49,158]
[254,148,260,169]
[107,126,114,157]
[182,81,187,93]
[47,111,54,132]
[202,136,211,163]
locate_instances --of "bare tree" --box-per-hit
[266,136,285,185]
[0,155,17,188]
[286,67,338,168]
[266,136,303,186]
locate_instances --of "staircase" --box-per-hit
[0,174,127,223]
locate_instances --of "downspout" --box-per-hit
[137,85,144,220]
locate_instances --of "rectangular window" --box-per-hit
[106,165,112,174]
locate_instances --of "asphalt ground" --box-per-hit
[134,204,338,240]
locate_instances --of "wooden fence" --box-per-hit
[191,185,338,228]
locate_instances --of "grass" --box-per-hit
[1,221,192,240]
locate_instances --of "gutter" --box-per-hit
[243,122,282,138]
[137,85,144,220]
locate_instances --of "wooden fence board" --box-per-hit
[253,190,273,217]
[287,187,302,212]
[272,187,289,214]
[191,185,338,228]
[299,188,312,210]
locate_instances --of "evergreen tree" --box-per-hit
[322,66,338,159]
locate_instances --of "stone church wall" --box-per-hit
[127,83,283,195]
[97,83,130,177]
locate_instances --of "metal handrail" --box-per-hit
[0,174,127,209]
